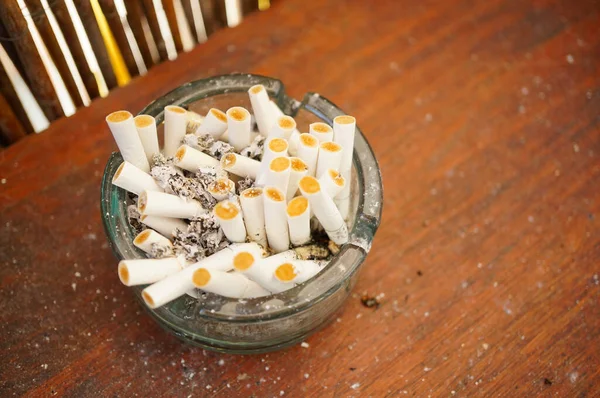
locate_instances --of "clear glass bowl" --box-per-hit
[101,74,383,353]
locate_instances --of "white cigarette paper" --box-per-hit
[174,144,220,171]
[164,105,187,157]
[333,115,356,175]
[273,260,322,285]
[268,116,296,141]
[298,176,348,245]
[248,85,275,136]
[316,141,343,178]
[118,257,182,286]
[257,138,288,184]
[226,106,252,151]
[106,110,150,172]
[269,100,301,155]
[112,161,163,195]
[309,122,334,143]
[185,110,204,135]
[287,157,308,199]
[192,268,261,298]
[134,115,159,162]
[286,196,311,246]
[138,191,206,219]
[297,133,319,176]
[233,249,297,293]
[133,229,173,255]
[142,245,244,308]
[263,187,290,253]
[265,157,291,194]
[140,215,188,237]
[214,200,247,243]
[319,169,346,198]
[220,152,260,179]
[240,187,267,247]
[208,178,235,201]
[196,108,228,138]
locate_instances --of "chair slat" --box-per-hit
[0,92,27,146]
[126,0,157,67]
[0,57,34,135]
[140,0,169,61]
[98,0,140,77]
[162,0,184,53]
[199,0,221,36]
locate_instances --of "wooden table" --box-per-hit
[2,0,599,396]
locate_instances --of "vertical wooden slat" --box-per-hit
[241,0,258,16]
[0,92,27,146]
[126,0,155,68]
[50,1,100,99]
[97,0,138,77]
[0,60,34,135]
[140,0,169,61]
[0,15,29,86]
[73,0,118,89]
[24,0,83,107]
[0,1,63,120]
[162,0,184,52]
[212,0,228,30]
[199,0,221,36]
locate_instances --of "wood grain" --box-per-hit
[1,0,599,396]
[0,92,27,145]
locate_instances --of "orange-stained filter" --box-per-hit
[299,176,320,194]
[107,110,132,123]
[287,196,308,217]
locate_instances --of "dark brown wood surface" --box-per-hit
[1,0,599,396]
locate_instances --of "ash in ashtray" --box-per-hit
[173,213,229,262]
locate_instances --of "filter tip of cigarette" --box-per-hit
[227,107,249,122]
[270,157,291,172]
[166,105,186,114]
[249,84,264,94]
[328,169,345,186]
[299,134,318,148]
[210,108,227,122]
[134,114,154,128]
[113,162,126,182]
[192,268,211,287]
[311,122,332,133]
[174,145,186,161]
[320,141,342,152]
[291,158,308,172]
[278,116,295,129]
[268,138,288,153]
[107,110,132,123]
[214,201,240,220]
[287,196,308,217]
[142,290,155,307]
[299,176,320,194]
[221,153,236,168]
[274,263,297,282]
[242,187,263,198]
[134,229,152,244]
[265,187,285,202]
[209,178,233,194]
[118,262,130,285]
[233,251,255,271]
[334,115,355,124]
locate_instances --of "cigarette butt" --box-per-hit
[333,115,356,174]
[140,214,188,237]
[268,116,296,140]
[234,250,297,293]
[265,156,291,195]
[273,260,322,284]
[192,267,250,298]
[214,200,247,243]
[118,257,182,286]
[269,100,301,154]
[286,196,311,246]
[286,157,308,199]
[164,105,187,157]
[221,152,261,179]
[248,84,276,136]
[106,110,150,172]
[240,187,267,247]
[316,141,342,178]
[318,169,346,198]
[185,110,204,135]
[227,106,252,151]
[141,245,241,308]
[298,176,348,245]
[263,186,290,253]
[138,190,206,219]
[112,161,163,195]
[196,108,228,138]
[208,178,235,201]
[257,137,289,183]
[133,229,173,255]
[134,115,159,162]
[309,122,333,143]
[173,144,220,172]
[297,133,319,176]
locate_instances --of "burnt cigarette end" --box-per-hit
[142,291,154,307]
[192,268,211,287]
[299,134,317,148]
[210,178,232,194]
[215,201,239,220]
[175,146,186,161]
[138,192,148,213]
[270,157,291,172]
[233,252,255,271]
[299,176,320,194]
[107,110,132,123]
[118,263,130,284]
[242,187,263,198]
[166,105,186,114]
[250,85,264,94]
[312,123,332,133]
[287,196,308,217]
[134,115,154,128]
[134,230,152,244]
[265,187,285,202]
[268,138,288,153]
[228,107,248,122]
[334,115,355,125]
[278,116,295,129]
[211,108,227,123]
[274,263,297,282]
[291,158,308,172]
[320,142,342,152]
[221,153,237,168]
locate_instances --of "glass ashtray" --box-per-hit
[101,74,383,353]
